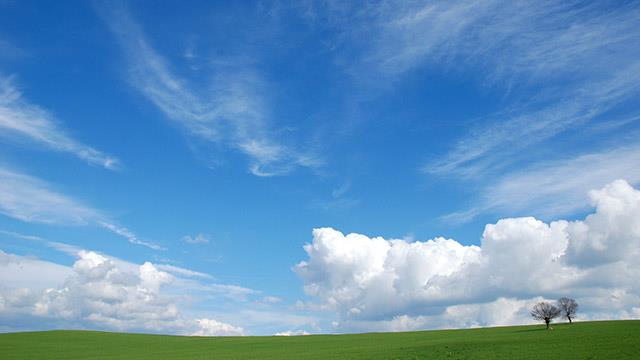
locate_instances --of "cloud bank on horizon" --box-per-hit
[2,179,638,334]
[296,179,640,332]
[0,248,243,335]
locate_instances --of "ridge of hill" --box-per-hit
[1,320,639,359]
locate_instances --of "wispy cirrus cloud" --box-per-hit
[306,1,640,222]
[301,1,640,184]
[310,180,359,210]
[98,222,165,251]
[344,0,640,179]
[155,264,212,279]
[0,76,120,170]
[0,166,161,250]
[316,1,640,86]
[181,233,210,245]
[0,229,45,242]
[99,4,319,176]
[0,37,26,61]
[442,144,640,223]
[425,64,640,179]
[407,1,640,222]
[0,166,100,225]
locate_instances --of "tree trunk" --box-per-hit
[568,316,572,324]
[545,319,550,330]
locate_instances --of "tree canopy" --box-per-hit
[531,301,561,329]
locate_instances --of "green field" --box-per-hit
[0,320,638,359]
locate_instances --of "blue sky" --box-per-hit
[1,1,640,335]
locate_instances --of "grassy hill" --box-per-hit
[0,320,638,359]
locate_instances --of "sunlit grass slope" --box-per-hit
[0,320,638,359]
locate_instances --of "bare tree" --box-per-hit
[557,297,578,324]
[530,301,561,330]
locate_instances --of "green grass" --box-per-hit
[0,320,638,359]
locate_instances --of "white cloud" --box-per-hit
[274,329,310,336]
[295,179,640,331]
[305,1,640,90]
[424,70,640,179]
[358,2,638,82]
[99,222,164,251]
[388,1,640,179]
[261,296,282,304]
[0,250,72,290]
[181,233,210,244]
[155,264,212,279]
[0,240,311,335]
[565,180,640,266]
[0,229,44,242]
[295,228,482,321]
[302,2,640,181]
[0,76,119,170]
[0,249,243,335]
[311,180,359,211]
[0,229,215,286]
[0,37,25,60]
[191,318,243,336]
[221,308,319,335]
[0,166,161,250]
[100,4,318,176]
[331,297,541,333]
[0,167,100,225]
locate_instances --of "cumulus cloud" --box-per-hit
[0,249,242,335]
[0,75,119,170]
[565,180,640,266]
[331,297,542,333]
[295,179,640,331]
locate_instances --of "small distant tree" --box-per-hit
[530,301,561,330]
[557,297,578,324]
